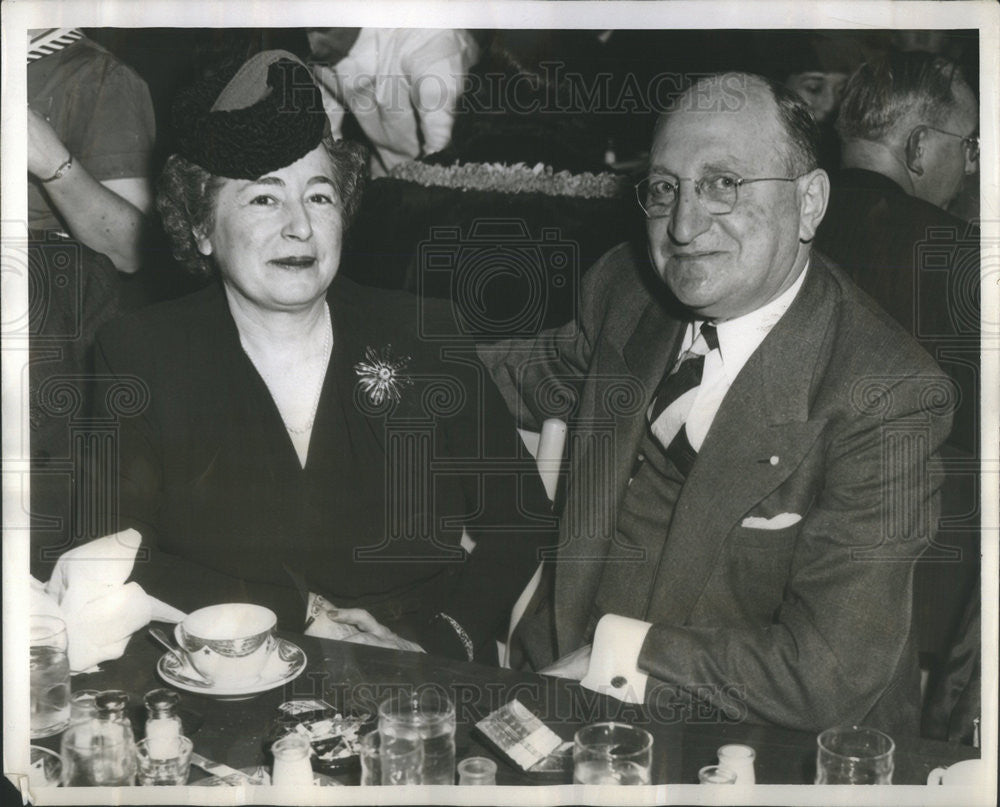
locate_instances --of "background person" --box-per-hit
[27,28,157,582]
[307,27,480,176]
[817,51,982,732]
[28,28,155,274]
[817,50,979,456]
[754,31,871,170]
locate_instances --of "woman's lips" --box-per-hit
[269,256,316,268]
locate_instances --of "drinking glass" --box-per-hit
[359,728,423,785]
[135,736,194,785]
[30,615,71,738]
[458,756,497,785]
[61,718,137,786]
[815,725,894,784]
[573,722,653,785]
[378,689,455,784]
[29,746,63,788]
[698,765,737,784]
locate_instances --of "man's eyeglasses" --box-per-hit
[634,174,803,218]
[923,125,980,162]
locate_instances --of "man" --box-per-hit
[307,28,479,176]
[832,51,978,211]
[817,51,979,455]
[479,73,951,736]
[816,50,981,741]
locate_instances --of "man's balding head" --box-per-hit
[656,74,822,176]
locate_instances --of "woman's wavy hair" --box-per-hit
[156,137,368,279]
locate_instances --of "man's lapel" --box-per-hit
[553,289,685,654]
[645,258,838,625]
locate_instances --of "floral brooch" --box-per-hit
[354,345,413,406]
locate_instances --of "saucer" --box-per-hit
[157,637,306,699]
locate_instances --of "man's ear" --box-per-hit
[905,126,927,176]
[797,168,829,243]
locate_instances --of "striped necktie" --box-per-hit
[649,322,719,425]
[647,322,719,474]
[27,29,83,63]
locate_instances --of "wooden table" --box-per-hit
[35,624,979,788]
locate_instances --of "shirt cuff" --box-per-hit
[580,614,652,704]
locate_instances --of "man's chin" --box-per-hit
[663,265,722,303]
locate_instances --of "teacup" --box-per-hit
[175,604,276,685]
[926,757,986,786]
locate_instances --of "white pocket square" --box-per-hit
[741,512,802,530]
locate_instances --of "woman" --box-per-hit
[94,51,554,662]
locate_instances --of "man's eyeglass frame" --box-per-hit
[921,125,980,162]
[634,174,806,219]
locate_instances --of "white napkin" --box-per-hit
[39,529,185,672]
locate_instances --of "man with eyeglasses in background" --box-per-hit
[479,72,951,736]
[816,50,983,745]
[817,50,980,456]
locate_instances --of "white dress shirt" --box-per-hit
[581,264,810,703]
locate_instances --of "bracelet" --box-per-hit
[436,612,474,662]
[40,155,73,183]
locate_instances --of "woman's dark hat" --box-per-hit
[173,50,327,179]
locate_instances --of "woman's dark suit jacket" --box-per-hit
[93,276,554,659]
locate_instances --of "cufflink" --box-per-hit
[611,676,627,689]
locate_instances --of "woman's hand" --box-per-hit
[305,605,425,653]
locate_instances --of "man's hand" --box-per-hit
[27,107,71,179]
[305,605,424,653]
[540,644,593,681]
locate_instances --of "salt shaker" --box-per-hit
[717,744,755,784]
[271,734,314,786]
[144,689,184,759]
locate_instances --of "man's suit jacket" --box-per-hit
[480,242,952,736]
